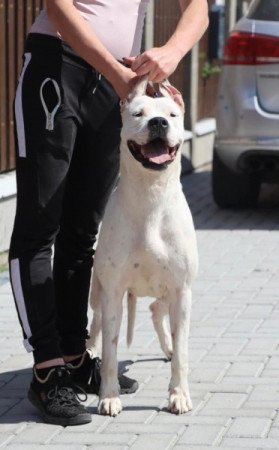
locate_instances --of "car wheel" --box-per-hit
[212,150,260,208]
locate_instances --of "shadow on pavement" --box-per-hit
[181,169,279,230]
[0,368,39,424]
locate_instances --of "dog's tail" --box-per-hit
[127,292,136,347]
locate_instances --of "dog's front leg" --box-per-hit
[168,286,192,414]
[98,289,123,416]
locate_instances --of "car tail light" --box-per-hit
[224,31,279,65]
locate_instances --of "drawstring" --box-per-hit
[93,73,102,95]
[40,78,61,131]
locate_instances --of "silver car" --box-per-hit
[213,0,279,207]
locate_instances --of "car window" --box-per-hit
[247,0,279,21]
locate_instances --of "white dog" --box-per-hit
[87,76,198,416]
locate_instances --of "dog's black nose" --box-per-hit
[148,117,169,129]
[148,117,169,139]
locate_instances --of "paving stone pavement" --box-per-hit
[1,166,279,449]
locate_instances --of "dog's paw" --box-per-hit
[98,397,122,416]
[168,388,192,414]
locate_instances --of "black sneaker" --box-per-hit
[69,351,139,395]
[28,365,92,426]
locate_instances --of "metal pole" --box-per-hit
[144,0,154,49]
[228,0,237,31]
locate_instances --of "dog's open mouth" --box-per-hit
[127,138,179,170]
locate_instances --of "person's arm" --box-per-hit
[45,0,137,98]
[124,0,209,82]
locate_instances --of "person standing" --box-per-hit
[9,0,208,426]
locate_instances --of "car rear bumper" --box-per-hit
[215,141,279,181]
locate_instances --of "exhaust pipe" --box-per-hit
[245,157,279,172]
[248,158,262,170]
[264,158,277,171]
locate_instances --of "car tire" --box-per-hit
[212,150,260,208]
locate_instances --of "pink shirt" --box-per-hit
[30,0,150,60]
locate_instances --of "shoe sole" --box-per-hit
[28,388,92,426]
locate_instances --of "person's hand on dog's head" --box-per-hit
[123,45,180,83]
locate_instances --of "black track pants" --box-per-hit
[9,34,121,364]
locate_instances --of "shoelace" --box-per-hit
[47,380,87,405]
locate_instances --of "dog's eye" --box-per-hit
[170,113,177,117]
[132,111,143,117]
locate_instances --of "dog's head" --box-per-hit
[120,77,185,171]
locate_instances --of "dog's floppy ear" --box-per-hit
[159,80,185,112]
[120,75,156,112]
[130,75,149,99]
[120,75,148,111]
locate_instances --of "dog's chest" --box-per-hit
[123,230,187,297]
[126,249,171,298]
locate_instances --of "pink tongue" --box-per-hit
[142,141,171,164]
